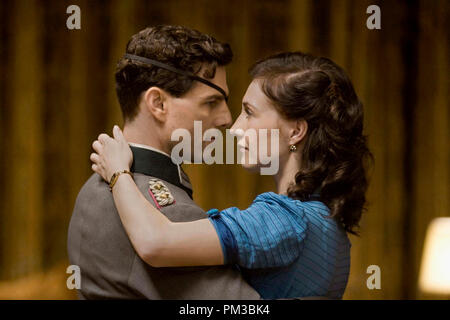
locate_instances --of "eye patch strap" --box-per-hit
[123,53,228,102]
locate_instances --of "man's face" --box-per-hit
[164,66,232,158]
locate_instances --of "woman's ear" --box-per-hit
[289,119,308,146]
[142,87,167,122]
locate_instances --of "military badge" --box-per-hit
[148,178,175,208]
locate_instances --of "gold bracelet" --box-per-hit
[109,170,133,192]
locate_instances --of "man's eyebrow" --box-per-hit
[201,93,228,101]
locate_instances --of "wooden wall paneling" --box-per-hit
[63,1,92,299]
[329,0,350,68]
[413,0,450,299]
[341,0,375,300]
[377,0,408,299]
[2,0,44,280]
[288,0,313,53]
[0,0,9,280]
[41,0,73,270]
[105,0,139,131]
[339,0,407,300]
[67,0,90,216]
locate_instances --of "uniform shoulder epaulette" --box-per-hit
[147,178,175,208]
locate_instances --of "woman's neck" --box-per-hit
[274,154,301,195]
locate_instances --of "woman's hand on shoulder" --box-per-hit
[90,125,133,182]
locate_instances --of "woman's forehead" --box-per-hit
[243,79,274,110]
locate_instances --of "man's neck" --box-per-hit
[123,121,170,155]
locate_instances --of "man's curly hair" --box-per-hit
[115,25,233,122]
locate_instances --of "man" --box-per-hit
[67,25,260,299]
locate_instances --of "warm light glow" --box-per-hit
[419,217,450,294]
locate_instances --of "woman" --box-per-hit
[90,52,372,299]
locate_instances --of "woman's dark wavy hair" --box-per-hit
[250,52,373,235]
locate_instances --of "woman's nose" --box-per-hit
[230,113,245,133]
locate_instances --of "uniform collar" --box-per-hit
[129,144,193,199]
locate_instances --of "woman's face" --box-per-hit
[231,79,293,174]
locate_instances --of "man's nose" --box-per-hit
[214,102,232,129]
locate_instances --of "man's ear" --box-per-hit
[289,119,308,146]
[142,87,167,122]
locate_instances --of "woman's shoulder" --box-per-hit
[251,192,337,227]
[253,192,329,214]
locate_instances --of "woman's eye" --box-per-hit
[244,108,252,117]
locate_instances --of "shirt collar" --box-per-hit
[128,142,171,158]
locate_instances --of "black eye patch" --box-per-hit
[123,53,228,102]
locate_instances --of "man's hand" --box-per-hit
[90,125,133,182]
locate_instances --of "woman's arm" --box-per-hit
[91,126,224,267]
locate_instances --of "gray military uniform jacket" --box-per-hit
[67,145,260,299]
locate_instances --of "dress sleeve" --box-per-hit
[207,195,308,269]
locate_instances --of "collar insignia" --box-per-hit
[130,145,193,199]
[148,179,175,208]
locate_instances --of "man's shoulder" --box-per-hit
[68,173,140,299]
[75,173,108,202]
[72,172,206,222]
[132,173,207,222]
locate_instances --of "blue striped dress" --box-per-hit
[207,192,351,299]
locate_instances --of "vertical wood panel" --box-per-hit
[3,0,44,279]
[105,0,138,130]
[0,0,8,278]
[329,0,350,67]
[342,0,376,299]
[41,0,72,270]
[413,0,450,299]
[288,0,313,52]
[67,0,90,207]
[379,0,407,299]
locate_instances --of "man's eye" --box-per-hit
[206,100,219,107]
